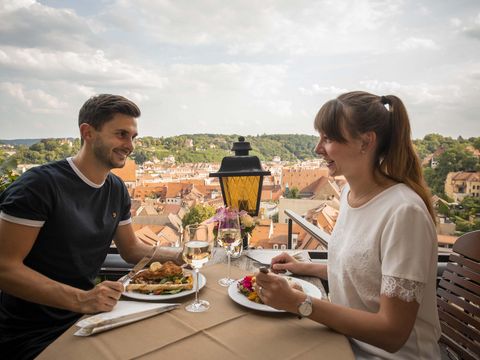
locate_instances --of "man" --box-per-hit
[0,94,182,359]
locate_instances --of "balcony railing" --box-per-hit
[285,209,330,249]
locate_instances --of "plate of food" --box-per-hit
[227,274,322,312]
[122,261,206,301]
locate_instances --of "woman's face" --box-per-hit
[314,130,364,178]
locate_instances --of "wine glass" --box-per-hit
[182,224,213,312]
[217,209,242,287]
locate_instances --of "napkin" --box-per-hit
[74,301,179,336]
[245,250,310,266]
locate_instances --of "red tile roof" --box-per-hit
[111,159,136,182]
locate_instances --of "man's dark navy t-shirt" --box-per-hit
[0,158,131,359]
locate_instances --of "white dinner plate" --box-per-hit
[122,270,206,301]
[227,276,322,312]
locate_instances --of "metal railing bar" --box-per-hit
[284,209,330,248]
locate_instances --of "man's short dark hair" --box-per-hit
[78,94,141,130]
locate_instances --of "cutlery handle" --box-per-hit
[259,266,269,274]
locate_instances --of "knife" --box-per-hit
[119,245,159,285]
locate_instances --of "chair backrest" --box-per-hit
[437,230,480,360]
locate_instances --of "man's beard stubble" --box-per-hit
[92,139,127,170]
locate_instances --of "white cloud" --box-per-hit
[0,47,168,88]
[462,12,480,40]
[450,17,462,27]
[396,37,438,51]
[359,79,461,104]
[299,85,349,96]
[0,1,100,51]
[0,0,35,12]
[166,63,287,101]
[0,0,479,139]
[0,82,68,113]
[103,0,402,56]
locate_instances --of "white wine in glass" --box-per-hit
[183,240,211,268]
[217,211,241,287]
[182,224,212,312]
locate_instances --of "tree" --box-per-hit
[460,196,480,218]
[285,187,300,199]
[472,137,480,150]
[424,144,479,196]
[0,170,19,195]
[133,150,148,164]
[182,204,216,227]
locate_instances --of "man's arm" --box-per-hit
[113,223,183,265]
[0,219,123,314]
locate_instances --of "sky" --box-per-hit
[0,0,479,140]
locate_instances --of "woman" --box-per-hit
[255,91,441,359]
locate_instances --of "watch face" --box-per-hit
[299,297,313,316]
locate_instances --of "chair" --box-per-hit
[437,230,480,360]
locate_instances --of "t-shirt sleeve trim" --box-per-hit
[0,211,45,227]
[118,218,132,226]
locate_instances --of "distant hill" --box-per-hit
[0,134,319,165]
[134,134,319,163]
[0,139,42,146]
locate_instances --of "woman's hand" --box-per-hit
[271,252,327,279]
[255,271,304,313]
[270,252,302,275]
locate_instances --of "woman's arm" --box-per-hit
[255,272,418,353]
[310,294,418,352]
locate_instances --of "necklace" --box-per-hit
[348,185,382,208]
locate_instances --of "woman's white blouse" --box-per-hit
[328,183,441,359]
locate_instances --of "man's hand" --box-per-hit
[76,281,124,314]
[154,247,184,266]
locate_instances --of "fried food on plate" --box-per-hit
[126,261,193,295]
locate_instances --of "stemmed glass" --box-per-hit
[217,209,242,287]
[182,224,213,312]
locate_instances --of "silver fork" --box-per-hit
[118,245,159,286]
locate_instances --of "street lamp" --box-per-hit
[209,136,271,217]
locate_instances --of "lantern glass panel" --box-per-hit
[221,176,260,215]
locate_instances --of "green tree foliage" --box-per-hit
[419,136,479,197]
[434,145,477,195]
[182,204,216,227]
[0,170,19,195]
[120,134,318,164]
[4,139,79,165]
[133,150,148,165]
[460,196,480,218]
[472,137,480,150]
[285,187,300,199]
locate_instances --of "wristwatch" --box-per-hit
[297,295,313,318]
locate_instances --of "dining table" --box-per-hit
[37,249,354,360]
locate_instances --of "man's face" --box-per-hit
[91,113,138,169]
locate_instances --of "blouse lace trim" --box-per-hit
[381,275,425,303]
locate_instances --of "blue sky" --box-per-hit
[0,0,479,139]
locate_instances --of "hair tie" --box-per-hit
[380,96,390,105]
